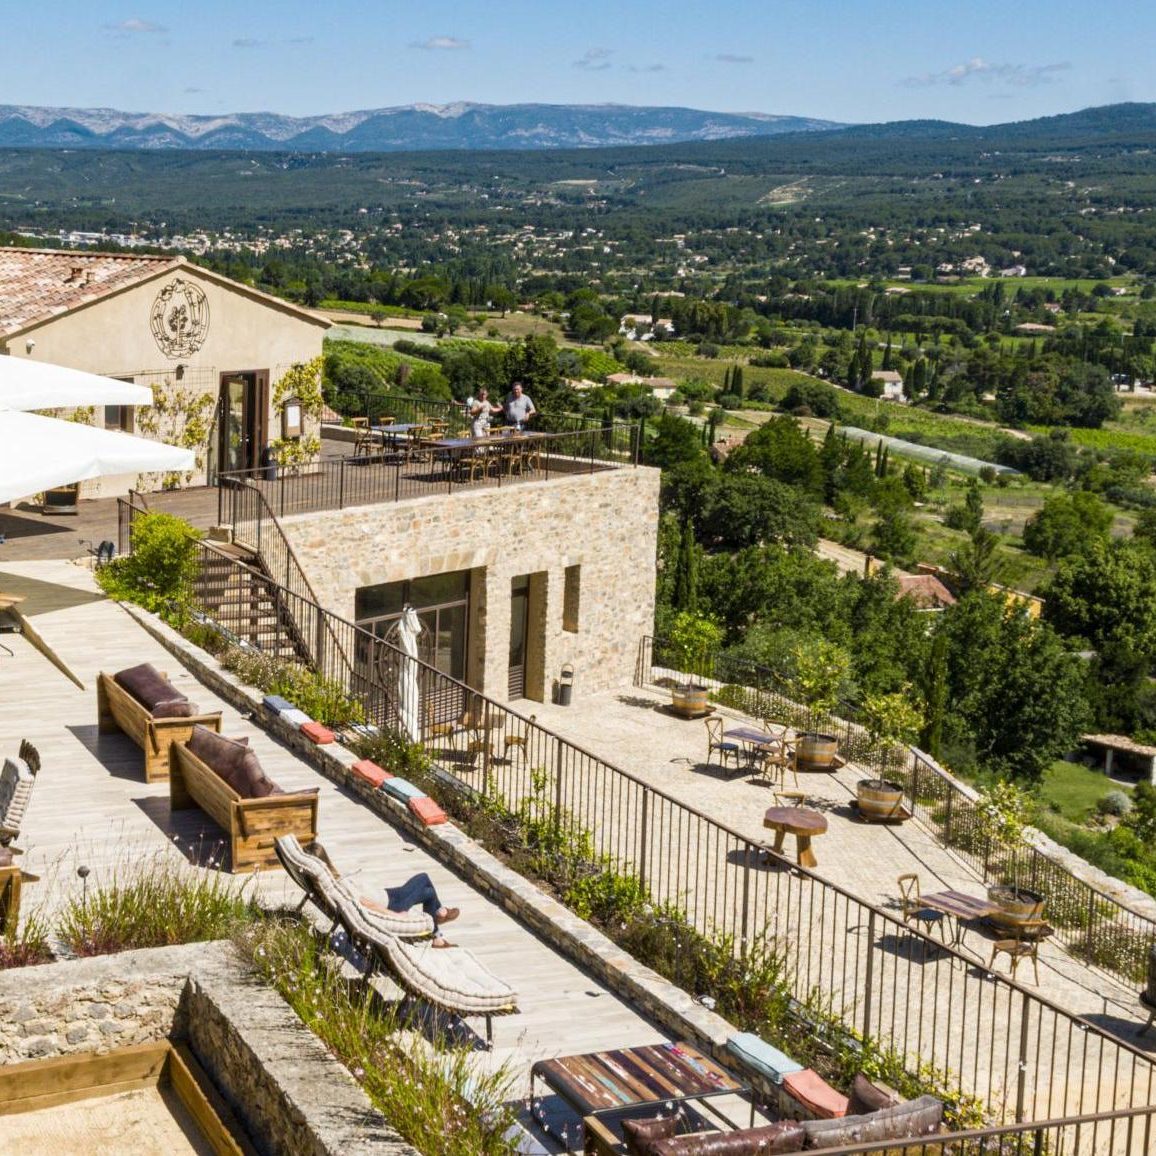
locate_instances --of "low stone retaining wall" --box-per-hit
[0,941,413,1156]
[125,604,737,1063]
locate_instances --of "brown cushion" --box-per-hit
[187,726,250,793]
[623,1115,677,1156]
[114,663,186,712]
[648,1121,806,1156]
[151,698,199,719]
[237,750,283,799]
[847,1073,901,1116]
[802,1096,942,1150]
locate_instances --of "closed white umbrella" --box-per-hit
[0,357,152,411]
[396,604,422,743]
[0,408,194,504]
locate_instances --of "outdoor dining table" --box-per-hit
[424,431,544,478]
[763,805,827,868]
[725,725,792,765]
[918,889,1000,949]
[370,422,421,450]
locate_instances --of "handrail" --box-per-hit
[169,546,1156,1132]
[638,633,1156,990]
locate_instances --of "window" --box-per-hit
[563,565,581,633]
[104,404,134,433]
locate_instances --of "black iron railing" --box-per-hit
[218,423,637,520]
[636,634,1156,991]
[166,551,1156,1135]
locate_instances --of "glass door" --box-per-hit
[218,373,261,476]
[508,575,530,699]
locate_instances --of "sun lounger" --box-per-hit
[273,834,433,939]
[0,740,39,848]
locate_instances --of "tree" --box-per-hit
[725,416,824,495]
[1023,491,1113,560]
[646,413,706,470]
[672,519,699,613]
[949,526,1001,595]
[701,474,821,551]
[939,593,1089,781]
[919,630,949,758]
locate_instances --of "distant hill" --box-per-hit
[0,102,845,152]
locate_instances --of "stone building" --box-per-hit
[279,463,660,703]
[0,247,328,497]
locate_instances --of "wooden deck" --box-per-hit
[0,560,666,1144]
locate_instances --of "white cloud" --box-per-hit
[105,18,167,34]
[574,47,614,72]
[411,36,469,51]
[904,57,1072,89]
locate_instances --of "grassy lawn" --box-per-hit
[1038,759,1130,823]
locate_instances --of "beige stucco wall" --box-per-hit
[3,263,326,498]
[279,466,661,702]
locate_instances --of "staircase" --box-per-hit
[193,542,312,664]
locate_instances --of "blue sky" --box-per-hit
[4,1,1148,126]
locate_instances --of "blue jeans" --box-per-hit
[385,872,443,928]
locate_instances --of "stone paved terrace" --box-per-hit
[527,684,1151,1035]
[0,559,701,1152]
[5,558,1156,1145]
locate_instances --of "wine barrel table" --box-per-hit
[762,806,828,868]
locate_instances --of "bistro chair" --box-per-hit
[897,874,946,953]
[989,919,1048,985]
[756,736,799,789]
[705,717,741,772]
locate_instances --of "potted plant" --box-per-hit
[856,690,922,821]
[980,780,1045,931]
[788,639,850,770]
[663,612,723,718]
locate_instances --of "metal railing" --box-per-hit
[217,423,637,520]
[636,635,1156,991]
[168,552,1156,1139]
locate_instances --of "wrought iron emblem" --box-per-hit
[149,278,210,357]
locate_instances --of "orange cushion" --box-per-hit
[351,759,390,788]
[409,796,447,826]
[300,721,335,744]
[783,1069,850,1119]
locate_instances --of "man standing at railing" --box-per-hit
[503,381,537,430]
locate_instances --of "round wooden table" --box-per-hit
[763,806,828,868]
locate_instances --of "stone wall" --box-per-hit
[0,941,413,1155]
[279,465,661,703]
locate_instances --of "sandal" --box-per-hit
[431,936,455,949]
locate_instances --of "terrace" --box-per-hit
[4,465,1156,1152]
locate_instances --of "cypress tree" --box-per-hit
[673,519,698,613]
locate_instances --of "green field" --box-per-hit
[1038,760,1131,823]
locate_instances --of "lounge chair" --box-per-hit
[0,740,39,849]
[275,837,517,1046]
[333,886,518,1047]
[274,834,433,939]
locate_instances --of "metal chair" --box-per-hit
[897,874,947,952]
[705,717,741,771]
[989,919,1048,985]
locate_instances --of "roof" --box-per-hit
[0,247,329,338]
[895,573,956,610]
[1082,734,1156,758]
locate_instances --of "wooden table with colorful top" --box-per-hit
[531,1040,751,1140]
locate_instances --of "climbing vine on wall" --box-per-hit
[271,356,325,469]
[135,380,216,489]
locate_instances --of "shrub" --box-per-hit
[1098,790,1133,818]
[96,511,200,621]
[0,911,52,969]
[56,850,256,957]
[238,917,519,1156]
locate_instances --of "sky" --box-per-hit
[3,1,1150,127]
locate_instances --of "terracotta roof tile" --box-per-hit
[0,247,178,338]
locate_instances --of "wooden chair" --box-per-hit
[989,919,1048,985]
[897,874,946,950]
[756,737,798,789]
[503,715,536,762]
[773,790,807,808]
[351,417,377,459]
[705,717,741,772]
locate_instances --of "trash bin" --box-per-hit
[260,443,279,482]
[558,664,574,706]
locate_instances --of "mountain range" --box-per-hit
[0,102,845,153]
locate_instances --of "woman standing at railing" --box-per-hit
[470,388,501,439]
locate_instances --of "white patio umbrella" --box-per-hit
[0,356,153,411]
[0,408,194,505]
[396,604,423,743]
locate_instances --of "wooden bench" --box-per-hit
[98,671,222,783]
[169,742,319,873]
